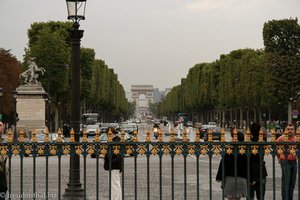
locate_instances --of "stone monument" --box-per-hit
[17,58,47,134]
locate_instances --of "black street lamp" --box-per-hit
[12,90,18,142]
[64,0,86,199]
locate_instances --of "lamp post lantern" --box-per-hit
[64,0,86,199]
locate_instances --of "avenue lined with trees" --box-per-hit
[1,18,300,129]
[157,18,300,127]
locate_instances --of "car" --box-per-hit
[85,124,99,136]
[121,124,136,135]
[186,121,194,127]
[203,127,221,141]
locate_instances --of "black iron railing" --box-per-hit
[0,128,299,200]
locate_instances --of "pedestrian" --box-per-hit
[216,130,248,200]
[277,124,297,200]
[103,127,122,200]
[0,122,8,200]
[249,122,268,200]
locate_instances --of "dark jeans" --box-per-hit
[249,178,266,200]
[280,160,297,200]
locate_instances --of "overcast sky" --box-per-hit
[1,0,299,92]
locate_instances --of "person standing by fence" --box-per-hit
[0,122,7,200]
[103,127,122,200]
[216,131,248,200]
[277,124,297,200]
[249,123,268,200]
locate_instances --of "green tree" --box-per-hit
[0,48,21,124]
[263,18,300,110]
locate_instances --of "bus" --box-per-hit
[82,113,99,125]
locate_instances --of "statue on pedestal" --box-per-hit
[19,58,46,85]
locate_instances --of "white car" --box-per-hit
[85,124,99,136]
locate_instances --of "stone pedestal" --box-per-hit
[16,84,47,134]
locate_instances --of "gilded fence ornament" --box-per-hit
[207,129,213,142]
[132,130,138,142]
[126,145,133,156]
[50,145,57,155]
[75,145,82,155]
[24,146,32,156]
[238,145,246,155]
[70,128,75,142]
[62,145,70,155]
[108,128,113,142]
[151,145,158,155]
[195,128,200,142]
[297,128,300,142]
[271,129,276,142]
[113,145,120,155]
[19,129,25,142]
[45,128,50,143]
[220,128,225,142]
[277,145,284,155]
[183,128,188,142]
[87,145,94,155]
[245,128,251,142]
[121,129,125,143]
[138,145,146,155]
[170,129,175,142]
[258,129,264,142]
[57,128,63,143]
[251,145,259,155]
[32,129,37,143]
[175,145,183,155]
[188,145,195,155]
[283,128,288,142]
[212,145,221,155]
[37,145,45,155]
[82,129,87,143]
[232,128,238,142]
[145,130,151,142]
[200,145,208,155]
[95,128,100,142]
[225,145,233,154]
[12,145,20,155]
[7,129,12,143]
[100,145,107,156]
[289,145,297,156]
[163,145,171,155]
[0,146,7,156]
[264,145,271,155]
[158,129,163,142]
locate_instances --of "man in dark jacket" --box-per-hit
[103,127,122,200]
[249,122,268,200]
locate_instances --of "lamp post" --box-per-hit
[58,101,61,129]
[0,88,3,121]
[12,90,18,142]
[64,0,86,199]
[46,97,52,131]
